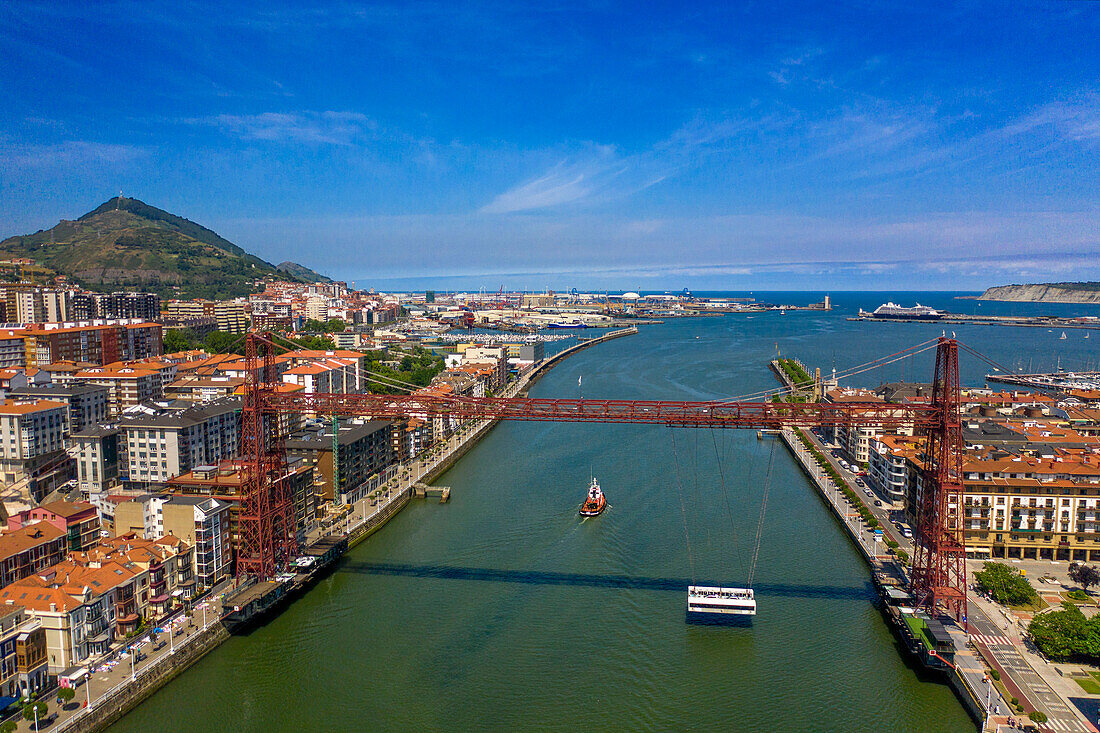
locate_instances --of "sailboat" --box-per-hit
[1060,332,1067,340]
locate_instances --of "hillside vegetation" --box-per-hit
[0,197,329,299]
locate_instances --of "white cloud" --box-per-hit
[3,140,146,169]
[184,111,373,145]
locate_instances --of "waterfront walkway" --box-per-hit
[19,589,229,733]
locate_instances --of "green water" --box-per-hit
[112,292,1100,732]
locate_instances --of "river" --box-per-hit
[110,291,1100,732]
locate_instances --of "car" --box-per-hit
[902,528,913,539]
[864,489,873,497]
[874,499,883,507]
[855,478,865,487]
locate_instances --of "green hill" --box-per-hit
[0,196,329,299]
[277,261,332,283]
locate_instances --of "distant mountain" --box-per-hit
[0,196,329,299]
[277,261,331,283]
[979,282,1100,304]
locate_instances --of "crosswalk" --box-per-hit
[970,632,1012,647]
[1042,716,1083,731]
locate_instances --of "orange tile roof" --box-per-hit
[0,399,67,415]
[0,522,65,560]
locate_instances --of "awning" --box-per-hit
[118,613,140,624]
[171,589,184,597]
[149,594,169,604]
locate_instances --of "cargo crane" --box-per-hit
[236,333,967,622]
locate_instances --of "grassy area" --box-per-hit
[1075,677,1100,694]
[1008,597,1049,613]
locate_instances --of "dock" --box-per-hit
[849,313,1100,330]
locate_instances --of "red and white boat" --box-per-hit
[579,478,606,516]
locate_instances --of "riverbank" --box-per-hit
[69,327,640,733]
[779,427,999,730]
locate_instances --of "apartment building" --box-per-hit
[162,300,250,334]
[10,383,110,435]
[70,292,160,321]
[113,494,231,591]
[7,501,101,553]
[0,399,69,496]
[167,461,316,555]
[0,523,68,588]
[72,366,163,416]
[117,397,241,484]
[0,330,26,369]
[73,426,122,494]
[20,320,162,367]
[0,533,194,671]
[286,420,393,503]
[0,607,49,699]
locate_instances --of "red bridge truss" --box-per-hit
[238,333,966,621]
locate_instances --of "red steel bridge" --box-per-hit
[236,333,966,621]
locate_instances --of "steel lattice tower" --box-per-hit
[909,338,968,623]
[236,332,298,580]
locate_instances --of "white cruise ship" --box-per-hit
[686,585,756,621]
[859,302,943,321]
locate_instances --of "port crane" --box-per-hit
[236,333,967,622]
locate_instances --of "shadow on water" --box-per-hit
[339,560,875,601]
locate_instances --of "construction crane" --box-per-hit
[236,333,967,622]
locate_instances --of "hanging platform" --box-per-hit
[686,585,756,623]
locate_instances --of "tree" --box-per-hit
[22,699,47,721]
[975,562,1039,607]
[202,330,242,355]
[56,687,76,703]
[1028,602,1090,660]
[163,328,198,353]
[0,720,17,733]
[1069,563,1100,593]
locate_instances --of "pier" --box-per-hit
[849,313,1100,330]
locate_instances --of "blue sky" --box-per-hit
[1,1,1098,291]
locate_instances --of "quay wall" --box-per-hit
[63,624,231,733]
[780,427,988,730]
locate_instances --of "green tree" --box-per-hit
[975,562,1039,606]
[56,687,76,703]
[163,328,197,353]
[22,699,47,721]
[202,330,242,354]
[1028,602,1091,661]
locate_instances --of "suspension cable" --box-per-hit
[669,427,696,584]
[748,436,779,587]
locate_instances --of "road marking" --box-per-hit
[971,632,1012,646]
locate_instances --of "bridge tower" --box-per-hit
[909,338,967,623]
[236,332,298,580]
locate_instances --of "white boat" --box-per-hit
[686,585,756,620]
[1060,332,1067,340]
[858,302,943,321]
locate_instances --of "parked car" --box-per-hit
[874,499,883,507]
[864,489,873,498]
[855,478,865,487]
[902,527,913,539]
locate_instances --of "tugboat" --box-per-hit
[579,478,607,516]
